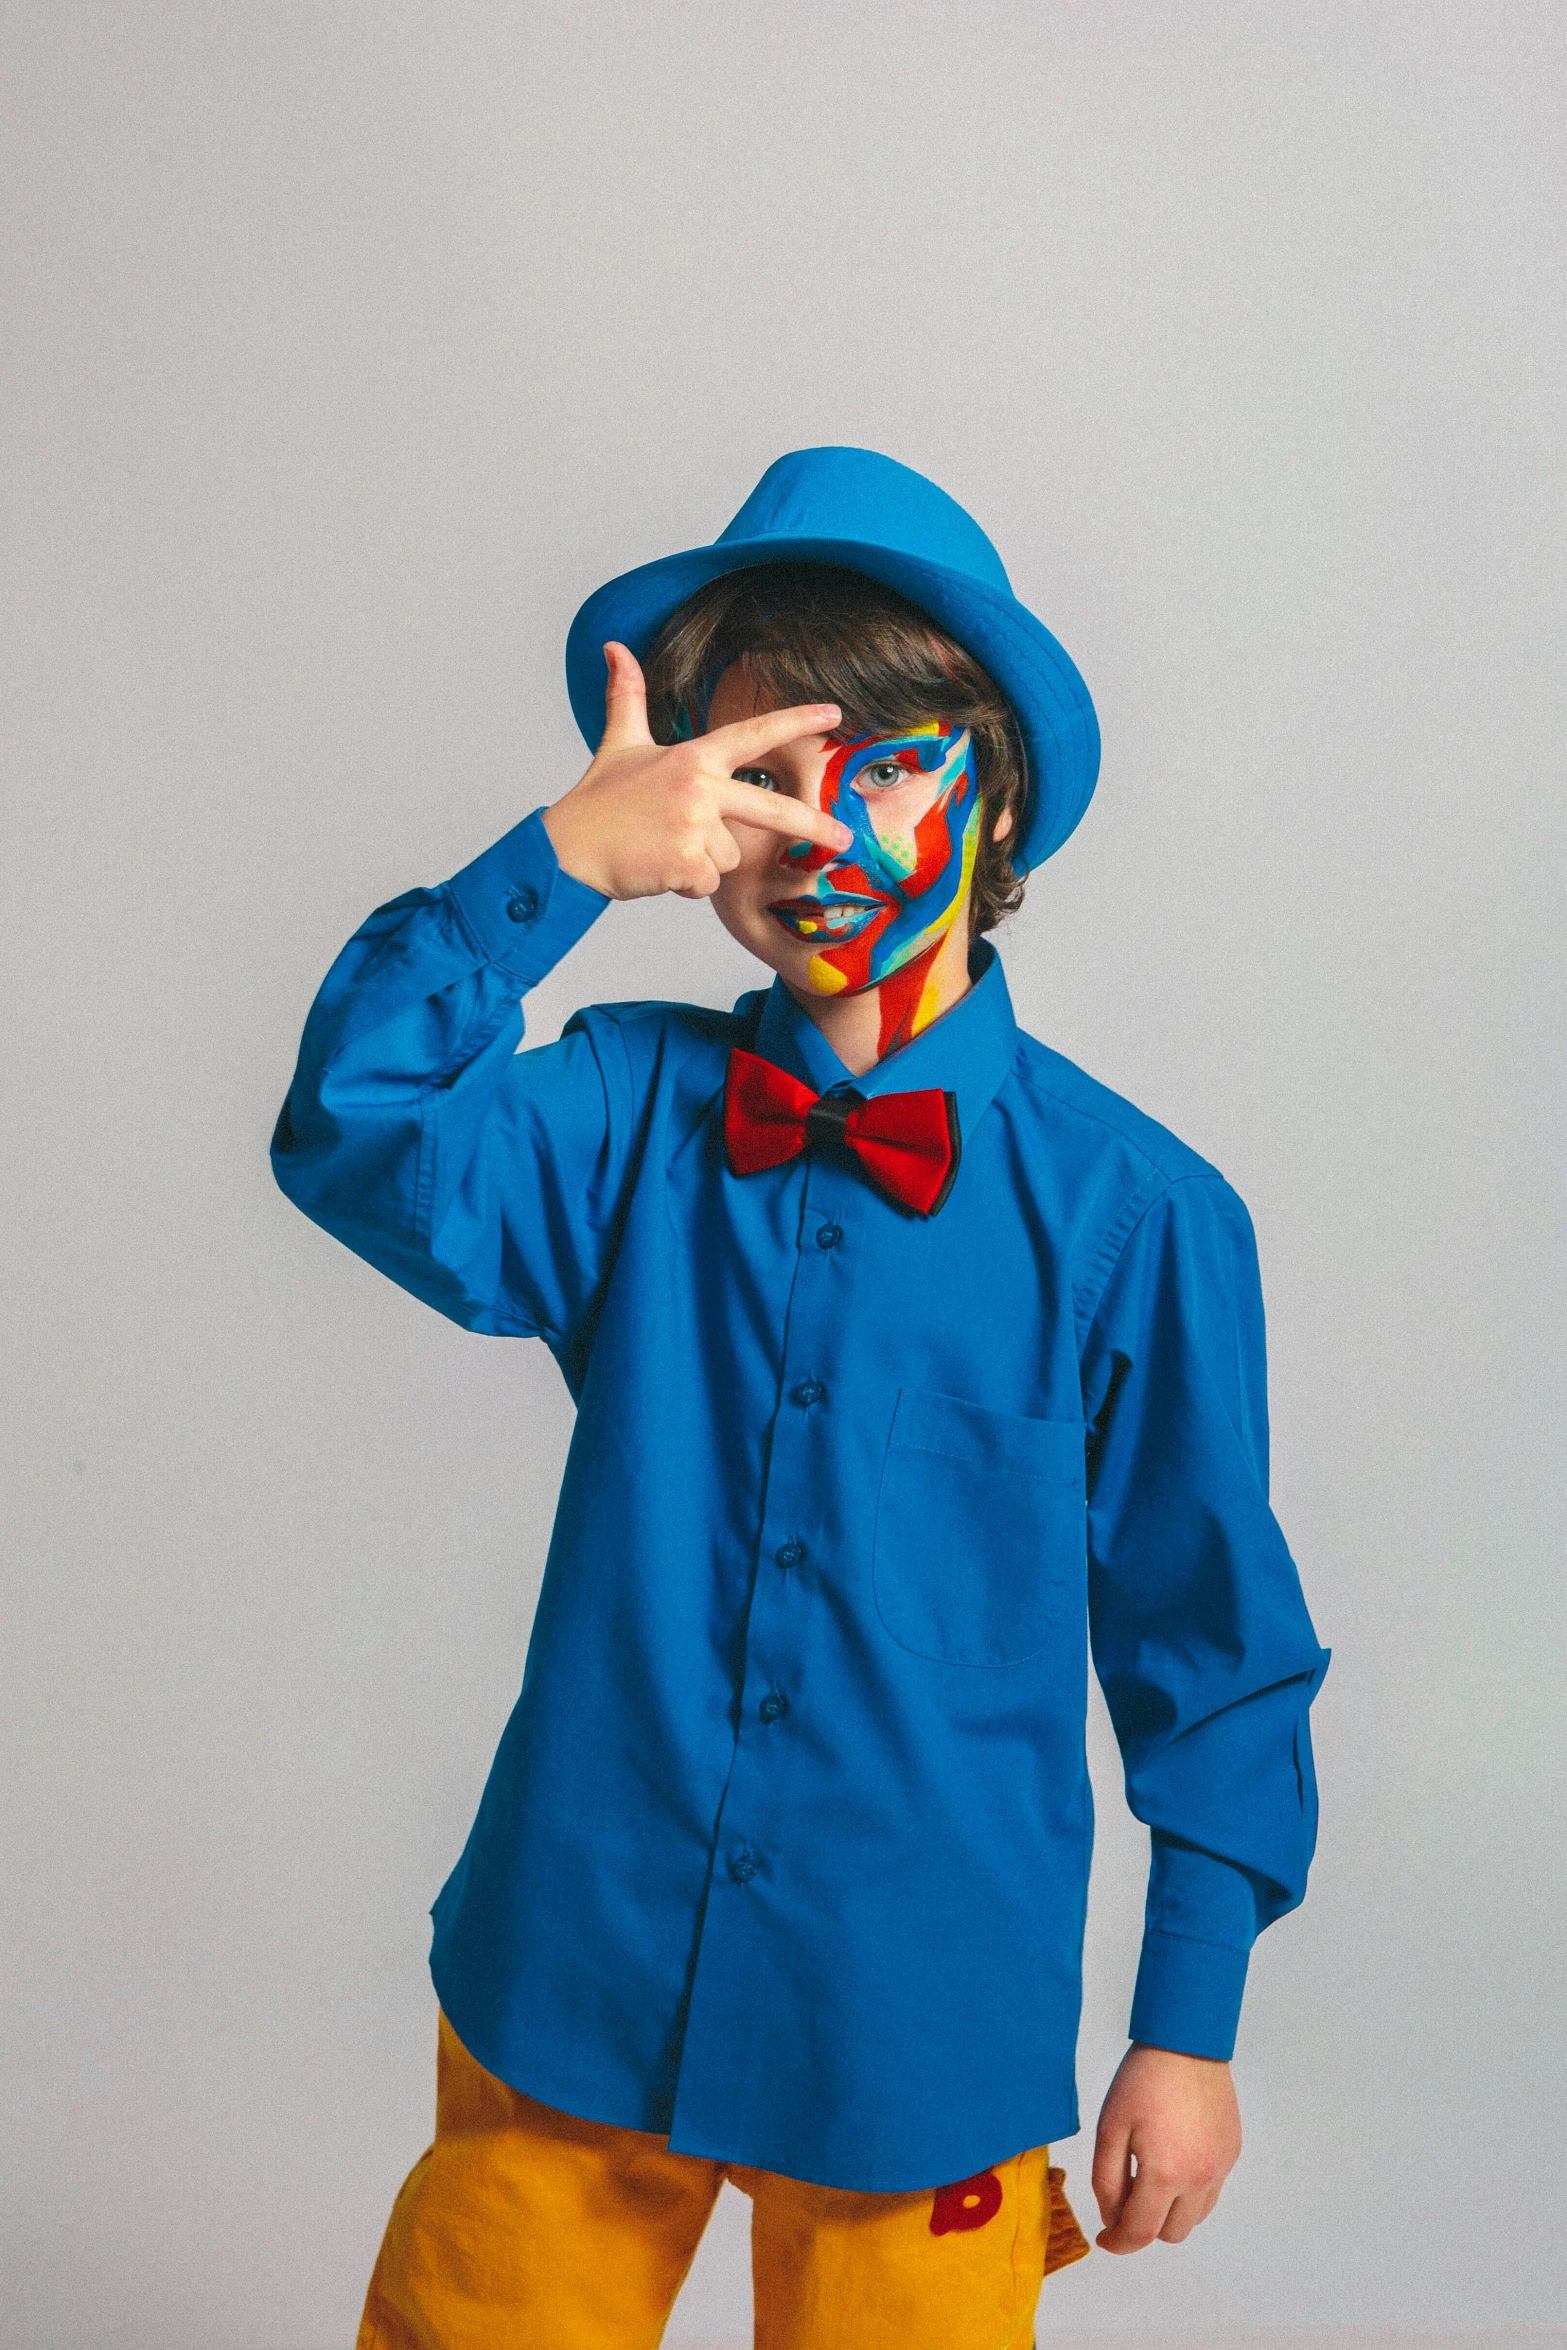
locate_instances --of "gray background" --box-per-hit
[4,5,1563,2346]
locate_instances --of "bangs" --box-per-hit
[647,564,1000,741]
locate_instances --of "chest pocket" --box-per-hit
[871,1387,1086,1667]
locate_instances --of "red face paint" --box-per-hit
[766,723,982,1056]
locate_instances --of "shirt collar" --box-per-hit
[745,936,1021,1138]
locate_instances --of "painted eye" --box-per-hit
[858,760,907,789]
[733,767,778,791]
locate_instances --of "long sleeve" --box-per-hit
[271,806,628,1367]
[1080,1171,1330,2060]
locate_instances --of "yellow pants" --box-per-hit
[357,2009,1090,2350]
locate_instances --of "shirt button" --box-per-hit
[506,887,540,922]
[729,1850,758,1885]
[759,1690,789,1724]
[776,1539,805,1569]
[815,1223,843,1251]
[791,1378,826,1408]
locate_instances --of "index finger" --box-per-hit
[1096,2161,1177,2254]
[703,700,843,764]
[712,775,854,853]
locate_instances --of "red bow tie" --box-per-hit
[723,1047,962,1217]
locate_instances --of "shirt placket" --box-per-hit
[665,1135,862,2149]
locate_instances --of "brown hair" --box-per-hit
[640,562,1028,938]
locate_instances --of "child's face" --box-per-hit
[706,663,998,1000]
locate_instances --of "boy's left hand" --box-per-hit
[1090,2043,1243,2252]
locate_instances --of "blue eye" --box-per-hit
[858,761,906,789]
[733,768,778,791]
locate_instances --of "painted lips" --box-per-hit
[767,893,884,942]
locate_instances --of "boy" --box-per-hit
[272,448,1329,2350]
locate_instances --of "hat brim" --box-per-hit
[564,535,1099,873]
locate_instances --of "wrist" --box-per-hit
[541,794,614,897]
[1129,2042,1231,2068]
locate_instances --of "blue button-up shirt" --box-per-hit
[272,805,1330,2194]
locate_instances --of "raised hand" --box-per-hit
[541,642,853,902]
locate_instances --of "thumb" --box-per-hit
[600,641,653,749]
[1091,2110,1133,2232]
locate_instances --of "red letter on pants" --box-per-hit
[930,2169,1003,2234]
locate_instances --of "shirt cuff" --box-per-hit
[445,805,611,983]
[1128,1929,1251,2061]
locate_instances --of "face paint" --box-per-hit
[767,722,982,1055]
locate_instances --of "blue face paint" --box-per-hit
[767,724,982,1043]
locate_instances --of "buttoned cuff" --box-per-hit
[445,805,611,983]
[1128,1929,1251,2061]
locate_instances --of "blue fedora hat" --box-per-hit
[564,446,1099,874]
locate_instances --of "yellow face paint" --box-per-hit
[768,721,980,1046]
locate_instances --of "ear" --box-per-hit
[991,803,1015,843]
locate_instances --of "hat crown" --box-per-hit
[716,447,1012,596]
[565,443,1099,873]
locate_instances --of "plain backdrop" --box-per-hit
[4,5,1564,2347]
